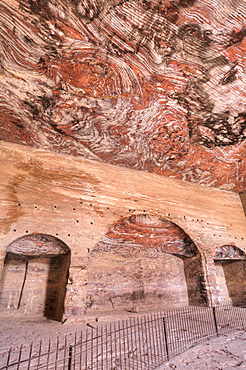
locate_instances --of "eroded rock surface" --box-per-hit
[1,0,246,190]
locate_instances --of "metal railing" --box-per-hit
[0,302,245,369]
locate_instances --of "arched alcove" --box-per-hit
[86,214,207,311]
[214,245,246,306]
[0,233,71,321]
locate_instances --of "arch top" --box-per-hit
[6,233,70,257]
[214,245,246,260]
[95,213,199,258]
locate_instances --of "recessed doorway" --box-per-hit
[0,234,70,321]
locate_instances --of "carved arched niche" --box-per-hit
[214,245,246,306]
[0,234,71,321]
[86,214,207,311]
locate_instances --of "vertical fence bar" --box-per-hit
[16,344,23,370]
[154,313,162,365]
[47,338,51,369]
[54,336,59,370]
[212,306,219,336]
[37,340,42,369]
[110,322,113,370]
[146,315,153,366]
[140,315,145,366]
[96,326,99,370]
[5,347,12,369]
[100,325,104,370]
[63,335,67,369]
[122,319,127,369]
[129,317,135,369]
[73,332,77,370]
[68,345,72,370]
[157,312,165,363]
[126,319,131,368]
[105,324,108,369]
[117,320,122,370]
[91,328,94,370]
[114,321,118,370]
[79,331,83,370]
[162,317,169,362]
[150,314,156,367]
[27,342,33,370]
[85,328,88,370]
[136,316,143,370]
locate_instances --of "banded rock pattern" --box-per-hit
[93,214,198,258]
[1,0,246,190]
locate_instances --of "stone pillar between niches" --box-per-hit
[64,266,88,317]
[201,253,227,306]
[0,252,5,279]
[214,261,231,301]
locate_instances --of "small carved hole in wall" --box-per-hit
[80,201,83,204]
[90,222,93,225]
[76,220,79,223]
[90,204,92,207]
[68,234,70,237]
[13,229,16,232]
[167,213,170,216]
[241,238,244,240]
[25,231,28,233]
[87,248,90,253]
[107,207,109,210]
[34,206,37,209]
[18,203,21,206]
[73,208,76,211]
[56,233,58,236]
[53,205,57,209]
[235,237,237,239]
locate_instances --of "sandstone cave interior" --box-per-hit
[0,0,246,327]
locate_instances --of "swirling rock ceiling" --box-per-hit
[1,0,246,191]
[94,214,198,257]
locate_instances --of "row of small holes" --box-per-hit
[14,204,245,241]
[19,203,172,215]
[12,229,242,240]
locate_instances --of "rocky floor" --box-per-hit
[156,331,246,369]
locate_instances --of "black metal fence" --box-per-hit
[0,302,245,369]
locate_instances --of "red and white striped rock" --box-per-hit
[0,0,246,191]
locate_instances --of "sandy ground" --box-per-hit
[0,311,246,369]
[156,331,246,369]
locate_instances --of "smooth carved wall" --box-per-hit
[0,142,246,316]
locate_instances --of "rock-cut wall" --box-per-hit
[0,142,246,317]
